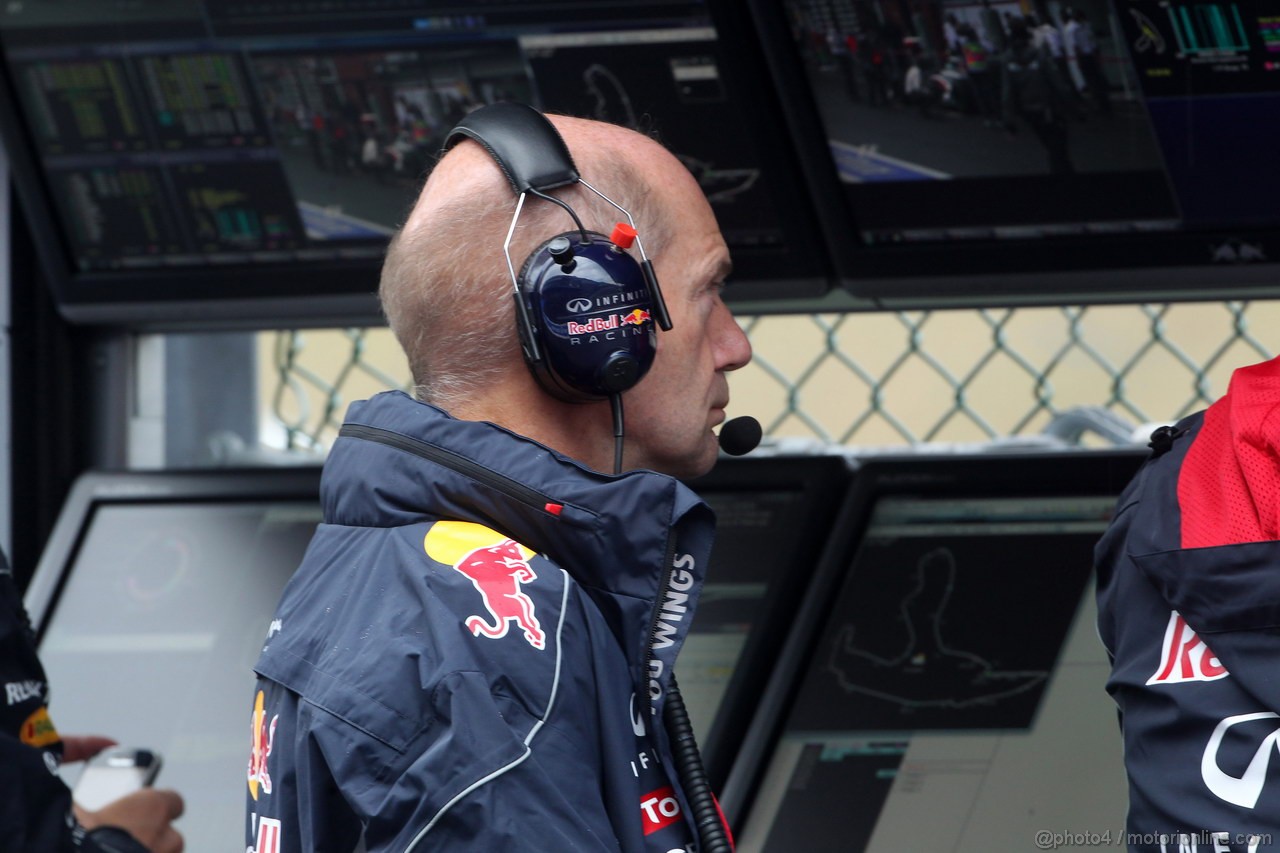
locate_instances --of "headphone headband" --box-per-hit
[443,102,579,194]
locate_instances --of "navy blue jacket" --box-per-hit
[245,391,716,852]
[1097,358,1280,852]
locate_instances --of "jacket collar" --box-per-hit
[321,390,714,604]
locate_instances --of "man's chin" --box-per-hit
[631,432,722,480]
[672,436,722,481]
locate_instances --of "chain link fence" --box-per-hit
[262,300,1280,457]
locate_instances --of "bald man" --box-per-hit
[245,106,751,852]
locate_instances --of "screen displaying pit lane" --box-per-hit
[0,0,793,276]
[37,500,320,853]
[736,492,1124,853]
[783,0,1280,249]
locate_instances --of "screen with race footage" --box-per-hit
[761,0,1280,305]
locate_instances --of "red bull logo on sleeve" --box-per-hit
[425,522,546,650]
[248,690,277,801]
[18,706,59,749]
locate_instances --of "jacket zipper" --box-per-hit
[339,423,560,513]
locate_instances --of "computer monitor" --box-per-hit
[680,453,853,787]
[0,0,829,328]
[23,467,324,853]
[720,448,1147,849]
[743,0,1280,309]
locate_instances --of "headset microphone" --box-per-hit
[718,416,762,456]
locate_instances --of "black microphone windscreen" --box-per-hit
[718,416,762,456]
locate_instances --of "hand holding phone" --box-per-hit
[72,747,163,811]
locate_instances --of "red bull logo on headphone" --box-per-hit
[425,522,546,650]
[567,309,651,336]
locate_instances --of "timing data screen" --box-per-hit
[0,1,794,277]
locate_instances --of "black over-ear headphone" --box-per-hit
[443,102,672,404]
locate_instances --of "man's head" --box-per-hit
[379,109,751,479]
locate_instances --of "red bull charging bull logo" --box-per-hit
[425,522,546,650]
[248,690,277,801]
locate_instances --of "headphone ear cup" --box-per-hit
[517,231,658,402]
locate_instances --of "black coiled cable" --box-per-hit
[664,676,733,853]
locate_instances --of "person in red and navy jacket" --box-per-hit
[245,107,751,852]
[1097,355,1280,852]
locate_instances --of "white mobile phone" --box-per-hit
[72,747,163,811]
